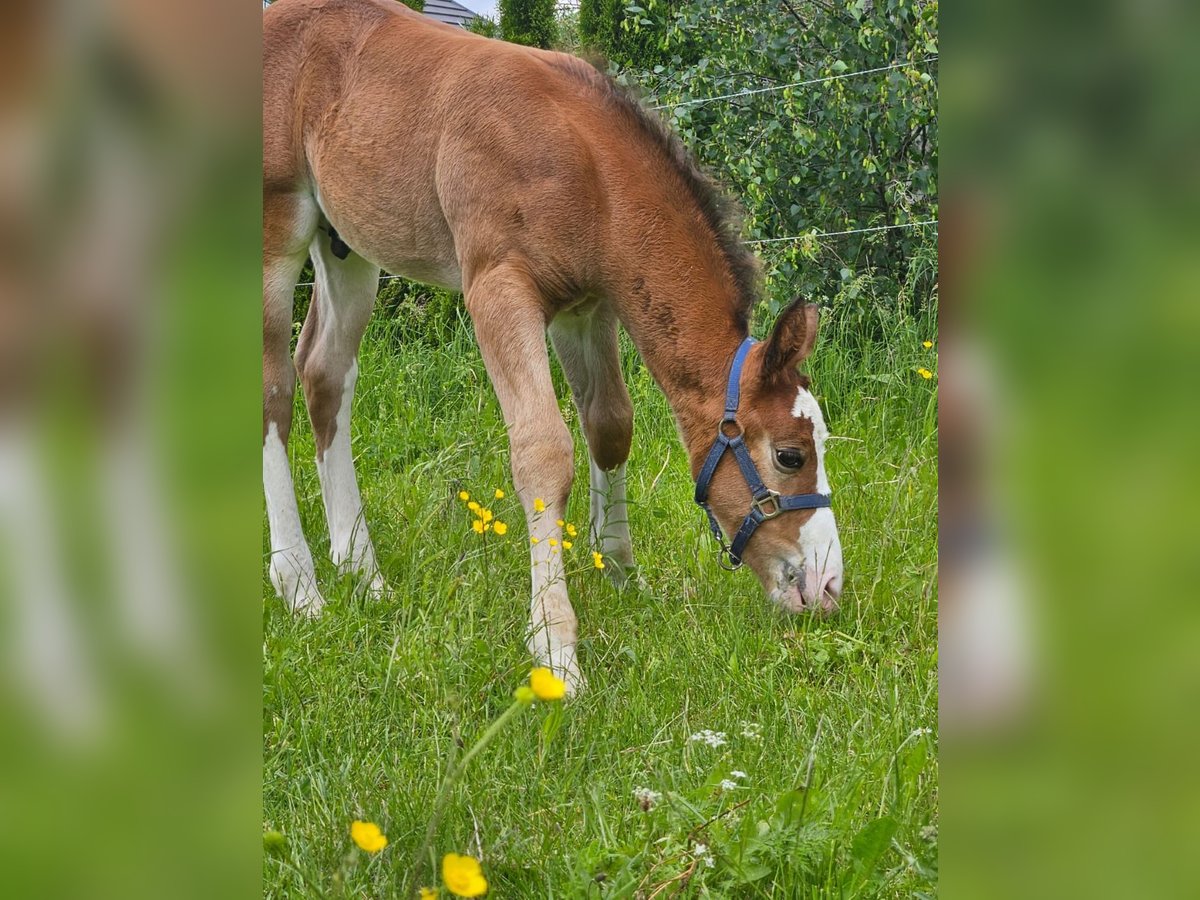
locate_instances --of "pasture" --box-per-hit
[262,286,938,897]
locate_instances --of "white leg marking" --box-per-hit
[315,360,384,596]
[526,499,584,695]
[263,422,324,615]
[589,458,634,571]
[0,426,104,739]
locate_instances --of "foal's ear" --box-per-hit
[761,299,819,380]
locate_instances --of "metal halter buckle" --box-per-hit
[751,490,783,519]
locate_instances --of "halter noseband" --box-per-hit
[693,337,832,570]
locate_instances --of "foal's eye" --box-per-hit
[775,448,806,470]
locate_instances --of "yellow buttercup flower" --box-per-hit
[530,537,540,544]
[556,519,565,527]
[471,520,485,534]
[529,667,566,701]
[548,538,558,547]
[917,367,933,380]
[494,488,505,499]
[566,523,578,538]
[493,521,508,535]
[468,501,481,512]
[533,498,545,513]
[420,888,439,900]
[350,820,388,853]
[442,853,488,897]
[480,509,494,523]
[922,340,933,349]
[562,540,573,550]
[592,551,605,570]
[458,491,470,502]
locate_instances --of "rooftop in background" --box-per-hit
[424,0,478,27]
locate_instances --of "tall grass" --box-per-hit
[263,282,938,897]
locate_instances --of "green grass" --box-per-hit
[263,294,938,898]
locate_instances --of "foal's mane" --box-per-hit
[552,57,762,330]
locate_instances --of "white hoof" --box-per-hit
[270,564,326,617]
[548,644,586,698]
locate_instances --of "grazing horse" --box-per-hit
[263,0,844,693]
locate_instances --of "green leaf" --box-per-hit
[851,816,898,875]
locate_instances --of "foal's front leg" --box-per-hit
[466,266,584,694]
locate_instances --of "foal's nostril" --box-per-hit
[821,573,843,600]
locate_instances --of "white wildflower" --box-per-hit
[910,726,933,738]
[688,729,728,748]
[730,770,747,779]
[718,779,738,791]
[693,843,716,868]
[632,787,662,811]
[740,722,762,740]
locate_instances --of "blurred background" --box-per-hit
[1,0,1196,895]
[943,0,1200,896]
[0,1,260,896]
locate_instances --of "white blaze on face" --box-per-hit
[791,387,843,603]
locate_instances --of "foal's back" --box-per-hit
[264,0,617,296]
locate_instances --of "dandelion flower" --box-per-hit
[458,491,470,502]
[592,551,605,570]
[468,501,481,512]
[922,340,933,349]
[529,667,566,701]
[562,540,573,550]
[350,820,388,853]
[494,488,505,499]
[917,367,933,380]
[530,537,540,545]
[493,521,508,536]
[471,520,485,534]
[442,853,488,897]
[420,889,439,900]
[566,523,578,537]
[556,518,565,527]
[533,498,545,513]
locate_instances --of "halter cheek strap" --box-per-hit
[693,337,831,569]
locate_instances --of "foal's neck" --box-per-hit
[610,239,748,476]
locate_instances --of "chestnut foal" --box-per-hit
[263,0,843,693]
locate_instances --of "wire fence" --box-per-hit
[650,57,938,111]
[293,220,938,288]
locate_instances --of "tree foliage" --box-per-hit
[579,0,688,69]
[500,0,557,49]
[608,0,938,315]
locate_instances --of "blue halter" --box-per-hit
[694,337,832,570]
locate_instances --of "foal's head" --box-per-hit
[703,301,844,613]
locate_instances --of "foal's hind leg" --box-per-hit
[263,193,323,614]
[466,264,583,694]
[295,234,385,597]
[550,302,636,581]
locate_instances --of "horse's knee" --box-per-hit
[511,419,575,504]
[263,353,296,443]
